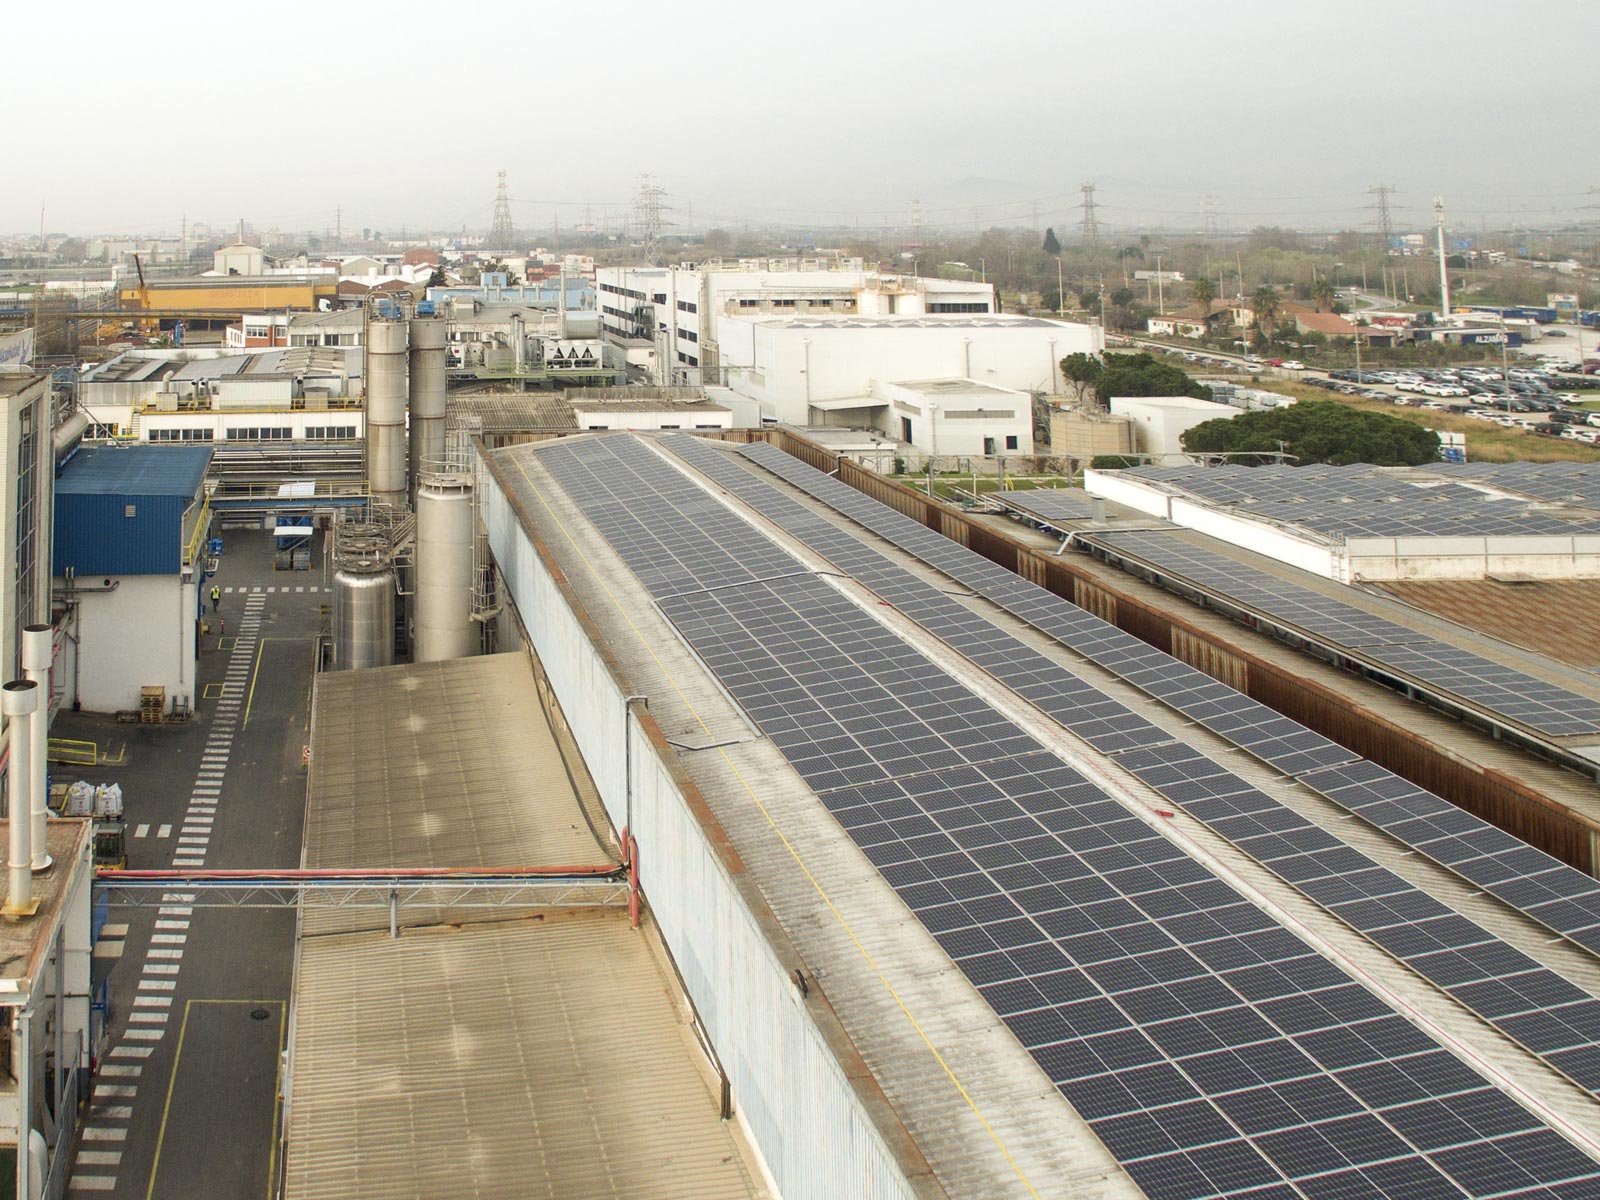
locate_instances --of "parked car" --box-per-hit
[1281,360,1306,371]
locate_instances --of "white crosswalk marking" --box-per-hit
[77,1150,123,1165]
[68,1174,116,1189]
[101,924,128,938]
[81,1126,129,1140]
[156,824,171,838]
[109,1045,153,1059]
[133,824,149,839]
[100,1064,140,1077]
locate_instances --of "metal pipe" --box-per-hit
[1,680,37,917]
[20,629,51,874]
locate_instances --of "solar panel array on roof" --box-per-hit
[732,441,1600,970]
[533,434,1600,1200]
[1115,464,1600,540]
[995,488,1102,525]
[1422,462,1600,512]
[1087,530,1600,740]
[664,436,1600,1097]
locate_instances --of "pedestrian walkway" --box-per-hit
[67,593,267,1196]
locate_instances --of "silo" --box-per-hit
[408,315,448,500]
[365,317,410,506]
[332,553,396,670]
[414,473,477,662]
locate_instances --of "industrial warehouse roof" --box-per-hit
[1105,462,1600,540]
[287,912,761,1200]
[569,398,730,413]
[304,653,615,934]
[490,431,1600,1200]
[290,654,761,1199]
[55,445,211,497]
[1374,578,1600,668]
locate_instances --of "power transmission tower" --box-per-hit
[633,174,666,262]
[910,198,925,244]
[1202,195,1220,239]
[1368,184,1397,255]
[489,170,515,256]
[1079,183,1101,252]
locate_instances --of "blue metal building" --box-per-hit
[54,446,212,577]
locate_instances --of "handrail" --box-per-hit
[182,491,212,566]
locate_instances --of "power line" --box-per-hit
[633,174,666,263]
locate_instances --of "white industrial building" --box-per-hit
[1107,394,1240,466]
[52,446,212,714]
[597,258,999,384]
[712,314,1099,451]
[1085,460,1600,581]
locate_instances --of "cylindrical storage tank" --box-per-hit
[407,315,449,495]
[332,556,396,670]
[365,318,409,506]
[414,474,477,663]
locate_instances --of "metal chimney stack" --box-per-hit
[407,315,448,500]
[21,627,52,872]
[2,680,39,917]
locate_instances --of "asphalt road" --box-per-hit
[60,531,324,1199]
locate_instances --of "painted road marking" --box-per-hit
[134,824,149,839]
[151,934,187,945]
[93,942,123,959]
[101,924,128,938]
[67,1175,116,1189]
[95,1085,137,1098]
[81,1127,129,1141]
[129,1012,169,1025]
[78,1150,123,1165]
[143,963,180,975]
[148,948,183,960]
[100,1065,141,1077]
[137,980,176,992]
[156,825,171,838]
[109,1046,153,1059]
[134,995,173,1007]
[125,1028,164,1042]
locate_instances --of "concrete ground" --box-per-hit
[58,529,327,1198]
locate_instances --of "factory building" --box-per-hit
[597,259,998,384]
[117,275,339,318]
[1086,461,1600,581]
[52,446,212,714]
[714,313,1099,437]
[1107,395,1240,466]
[470,429,1600,1200]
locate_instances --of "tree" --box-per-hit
[1251,286,1282,340]
[1095,352,1211,402]
[1180,400,1440,466]
[425,268,448,289]
[1311,277,1336,313]
[1109,287,1135,309]
[481,260,521,285]
[1077,289,1100,310]
[1042,227,1061,256]
[1190,276,1217,312]
[703,228,732,253]
[1059,352,1103,405]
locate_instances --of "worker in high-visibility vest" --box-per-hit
[210,584,221,610]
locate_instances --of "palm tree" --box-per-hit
[1311,277,1336,313]
[1190,275,1217,313]
[1251,287,1282,341]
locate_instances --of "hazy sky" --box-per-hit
[9,0,1597,238]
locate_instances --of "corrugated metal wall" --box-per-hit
[791,441,1600,877]
[53,492,187,576]
[479,449,939,1200]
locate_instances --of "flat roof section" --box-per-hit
[1374,579,1600,668]
[285,910,761,1200]
[304,653,616,933]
